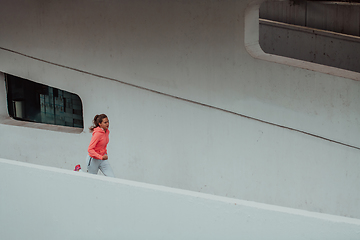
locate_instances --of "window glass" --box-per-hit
[6,74,83,128]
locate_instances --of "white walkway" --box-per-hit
[1,158,360,240]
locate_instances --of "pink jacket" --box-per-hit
[88,127,109,160]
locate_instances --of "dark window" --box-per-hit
[5,74,83,128]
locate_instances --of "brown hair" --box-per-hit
[89,114,108,132]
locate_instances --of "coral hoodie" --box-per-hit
[88,127,109,160]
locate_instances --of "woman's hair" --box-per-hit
[89,114,108,132]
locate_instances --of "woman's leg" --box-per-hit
[86,155,101,174]
[99,160,115,177]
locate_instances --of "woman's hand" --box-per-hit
[102,154,108,160]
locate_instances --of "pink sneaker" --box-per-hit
[74,164,81,171]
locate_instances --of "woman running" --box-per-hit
[86,114,115,177]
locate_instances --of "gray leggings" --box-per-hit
[86,155,115,177]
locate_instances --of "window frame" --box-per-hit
[0,72,84,134]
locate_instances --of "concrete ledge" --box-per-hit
[1,158,360,240]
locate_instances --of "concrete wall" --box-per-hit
[260,1,360,36]
[0,0,360,219]
[259,0,360,73]
[1,158,360,240]
[259,20,360,73]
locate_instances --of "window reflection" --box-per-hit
[6,74,83,128]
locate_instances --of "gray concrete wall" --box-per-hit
[0,0,360,219]
[260,1,360,36]
[259,19,360,73]
[259,1,360,73]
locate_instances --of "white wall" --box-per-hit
[1,158,360,240]
[0,0,360,219]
